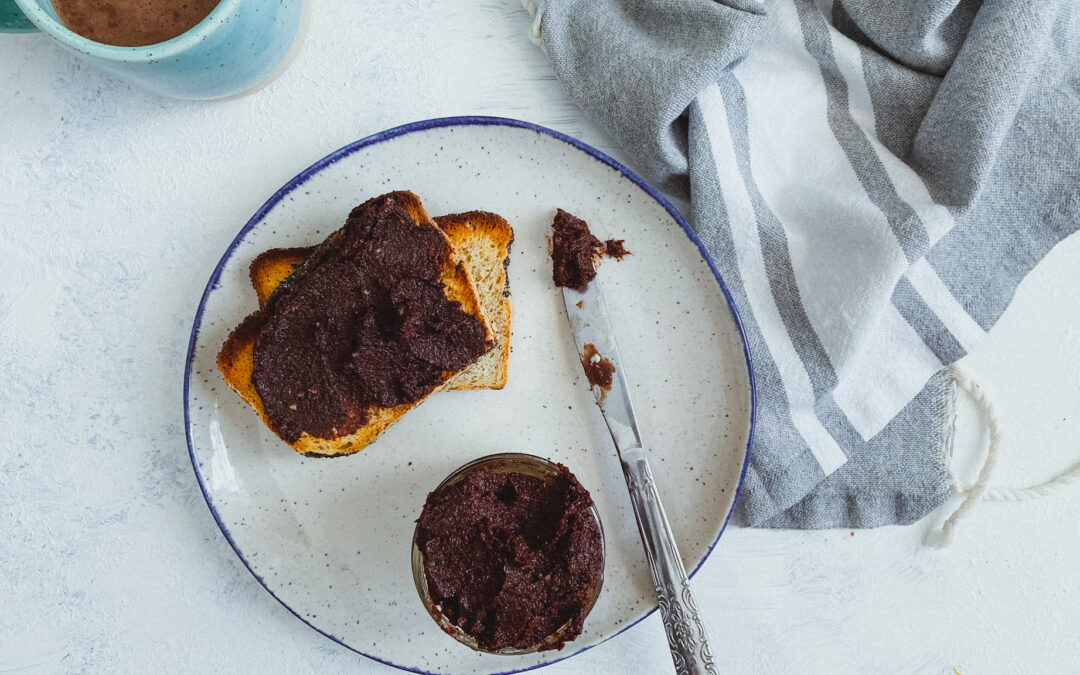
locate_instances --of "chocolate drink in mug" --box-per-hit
[52,0,219,46]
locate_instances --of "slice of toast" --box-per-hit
[248,211,513,389]
[217,191,494,457]
[435,212,513,389]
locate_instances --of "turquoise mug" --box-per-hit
[0,0,303,99]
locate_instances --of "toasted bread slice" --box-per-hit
[248,211,513,389]
[217,191,493,457]
[435,212,513,389]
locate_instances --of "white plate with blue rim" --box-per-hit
[184,116,754,674]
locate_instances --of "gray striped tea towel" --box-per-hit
[524,0,1080,527]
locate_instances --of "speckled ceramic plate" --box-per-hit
[185,117,754,674]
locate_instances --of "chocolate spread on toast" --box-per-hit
[550,209,629,291]
[416,464,603,652]
[250,195,490,442]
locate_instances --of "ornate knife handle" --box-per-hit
[623,455,718,675]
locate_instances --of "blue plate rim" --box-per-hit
[183,115,756,675]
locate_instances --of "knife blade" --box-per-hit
[562,281,641,451]
[562,280,718,675]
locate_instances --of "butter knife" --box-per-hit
[563,280,718,675]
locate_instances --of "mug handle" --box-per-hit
[0,0,38,32]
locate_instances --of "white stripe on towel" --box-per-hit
[735,0,907,380]
[699,83,848,475]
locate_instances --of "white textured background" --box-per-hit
[2,1,1078,673]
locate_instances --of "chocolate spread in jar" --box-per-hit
[250,193,491,443]
[550,209,630,291]
[416,464,604,652]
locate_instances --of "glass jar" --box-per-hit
[411,452,605,654]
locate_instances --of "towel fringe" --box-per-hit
[519,0,545,46]
[927,366,1080,545]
